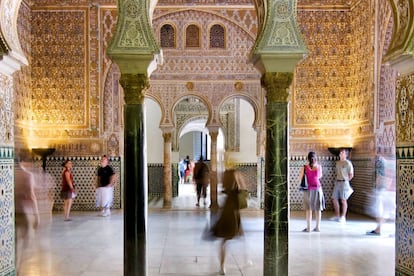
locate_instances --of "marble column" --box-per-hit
[209,130,219,209]
[261,72,292,275]
[163,131,172,208]
[119,74,149,276]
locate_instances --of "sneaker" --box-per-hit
[218,268,226,275]
[106,209,111,216]
[338,217,346,224]
[329,216,339,221]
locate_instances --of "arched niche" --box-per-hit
[219,96,258,162]
[144,97,164,163]
[173,96,211,160]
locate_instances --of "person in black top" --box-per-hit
[96,155,115,216]
[193,155,210,206]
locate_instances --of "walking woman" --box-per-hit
[299,151,325,232]
[211,163,246,275]
[61,160,75,221]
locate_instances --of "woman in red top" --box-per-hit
[299,151,325,232]
[61,160,75,221]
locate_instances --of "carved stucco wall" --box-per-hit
[395,73,414,275]
[148,6,263,130]
[12,1,121,157]
[14,0,387,160]
[292,0,376,156]
[14,0,31,150]
[376,1,397,156]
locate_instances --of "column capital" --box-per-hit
[120,74,149,104]
[162,132,172,142]
[207,126,220,138]
[261,72,293,103]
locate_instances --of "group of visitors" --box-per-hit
[299,148,394,236]
[60,155,116,221]
[299,148,354,232]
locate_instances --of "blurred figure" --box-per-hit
[60,160,75,221]
[15,157,40,273]
[366,156,396,236]
[193,155,210,207]
[298,152,325,232]
[210,160,246,275]
[96,155,116,216]
[178,158,185,184]
[184,155,191,183]
[331,148,354,223]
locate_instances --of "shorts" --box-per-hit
[331,181,354,200]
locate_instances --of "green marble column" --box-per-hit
[262,72,292,276]
[120,74,149,276]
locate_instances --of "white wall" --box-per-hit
[179,132,195,161]
[231,99,257,163]
[144,98,164,163]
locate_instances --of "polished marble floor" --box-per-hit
[18,185,395,276]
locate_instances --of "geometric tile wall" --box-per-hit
[33,156,122,211]
[31,156,377,216]
[289,156,337,211]
[0,147,15,275]
[396,147,414,275]
[149,158,342,212]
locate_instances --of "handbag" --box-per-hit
[237,189,249,209]
[299,165,308,191]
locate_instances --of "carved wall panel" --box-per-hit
[14,1,31,149]
[151,9,259,81]
[11,2,122,156]
[291,1,375,155]
[0,74,14,146]
[396,74,414,145]
[31,9,87,126]
[376,2,397,156]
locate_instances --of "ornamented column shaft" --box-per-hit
[209,129,219,209]
[163,131,172,208]
[120,73,149,276]
[262,72,292,276]
[106,0,159,274]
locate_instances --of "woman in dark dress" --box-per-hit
[211,167,246,275]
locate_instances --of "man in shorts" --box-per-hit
[331,148,354,223]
